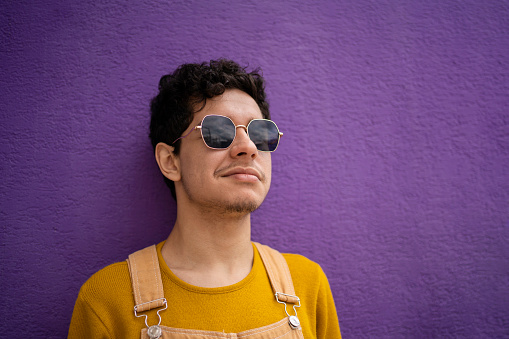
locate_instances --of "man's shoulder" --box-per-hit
[256,243,323,275]
[70,260,139,334]
[282,252,323,275]
[78,261,132,301]
[85,261,129,283]
[279,251,334,306]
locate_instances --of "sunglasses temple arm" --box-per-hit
[172,126,201,144]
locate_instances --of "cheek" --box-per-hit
[179,151,203,185]
[180,151,222,182]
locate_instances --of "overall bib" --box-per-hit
[127,243,305,339]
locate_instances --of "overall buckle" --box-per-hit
[134,298,167,339]
[275,292,301,329]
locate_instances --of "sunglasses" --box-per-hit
[172,115,283,152]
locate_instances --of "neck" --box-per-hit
[161,202,254,288]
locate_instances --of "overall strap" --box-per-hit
[253,242,300,305]
[127,243,299,308]
[127,245,165,312]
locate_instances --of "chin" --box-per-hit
[223,201,260,214]
[215,193,265,215]
[219,187,268,212]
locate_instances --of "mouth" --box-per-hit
[220,167,262,182]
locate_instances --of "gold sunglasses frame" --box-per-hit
[172,114,283,152]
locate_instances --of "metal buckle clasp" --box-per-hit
[133,298,168,328]
[275,292,301,329]
[275,292,301,317]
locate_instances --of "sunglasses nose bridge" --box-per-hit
[235,124,248,133]
[231,124,258,152]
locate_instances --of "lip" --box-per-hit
[221,167,262,181]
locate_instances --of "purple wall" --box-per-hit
[1,0,508,337]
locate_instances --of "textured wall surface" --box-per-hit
[1,0,508,337]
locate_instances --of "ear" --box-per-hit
[155,142,181,182]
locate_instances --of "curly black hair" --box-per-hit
[149,59,270,200]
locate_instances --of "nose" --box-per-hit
[229,125,258,159]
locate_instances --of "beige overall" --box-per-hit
[127,242,305,339]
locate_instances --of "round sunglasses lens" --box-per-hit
[248,120,280,151]
[201,116,236,149]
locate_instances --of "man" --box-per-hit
[69,59,341,338]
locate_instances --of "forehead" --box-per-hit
[192,89,263,124]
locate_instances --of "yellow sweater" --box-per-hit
[69,242,341,338]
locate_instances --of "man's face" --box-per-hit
[175,89,272,215]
